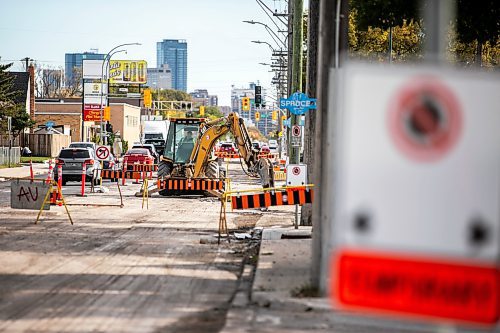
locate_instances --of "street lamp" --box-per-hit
[99,42,141,144]
[243,20,287,49]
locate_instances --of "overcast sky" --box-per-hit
[0,0,293,106]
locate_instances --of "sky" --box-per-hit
[0,0,292,106]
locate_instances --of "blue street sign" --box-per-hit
[279,92,317,115]
[283,117,292,129]
[45,121,55,128]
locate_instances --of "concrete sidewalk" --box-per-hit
[222,219,439,332]
[0,162,48,180]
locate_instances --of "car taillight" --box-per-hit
[55,159,64,165]
[84,159,94,165]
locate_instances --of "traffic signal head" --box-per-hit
[242,97,250,111]
[199,105,205,116]
[255,111,260,122]
[255,94,262,106]
[255,85,261,95]
[272,110,277,121]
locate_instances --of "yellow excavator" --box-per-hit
[157,112,274,195]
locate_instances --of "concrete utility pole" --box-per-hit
[300,0,320,227]
[311,0,349,293]
[289,0,304,165]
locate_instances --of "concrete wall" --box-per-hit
[110,103,141,145]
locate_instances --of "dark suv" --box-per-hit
[54,148,101,185]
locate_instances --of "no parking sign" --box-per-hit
[329,64,500,326]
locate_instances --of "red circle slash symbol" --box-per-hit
[96,146,109,160]
[388,77,462,162]
[292,166,301,176]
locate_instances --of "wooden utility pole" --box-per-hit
[300,0,320,226]
[289,0,304,165]
[310,0,349,293]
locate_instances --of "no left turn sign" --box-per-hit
[292,125,301,137]
[96,146,110,160]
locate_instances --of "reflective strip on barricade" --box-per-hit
[215,152,240,159]
[131,164,158,172]
[101,170,151,180]
[231,188,313,210]
[157,178,225,191]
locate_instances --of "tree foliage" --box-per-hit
[0,63,19,104]
[350,0,419,30]
[349,8,423,62]
[0,63,35,137]
[153,89,192,101]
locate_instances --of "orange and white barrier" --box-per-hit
[230,186,313,210]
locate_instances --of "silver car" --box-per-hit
[54,148,101,185]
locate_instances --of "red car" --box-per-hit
[123,148,154,170]
[260,144,270,153]
[220,143,236,154]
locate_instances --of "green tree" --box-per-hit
[349,8,423,62]
[456,0,499,66]
[0,63,19,104]
[153,89,192,101]
[0,63,35,137]
[199,106,223,120]
[351,0,419,30]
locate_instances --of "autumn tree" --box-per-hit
[455,0,499,67]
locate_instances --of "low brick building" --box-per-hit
[34,99,141,144]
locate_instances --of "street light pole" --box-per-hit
[99,42,141,144]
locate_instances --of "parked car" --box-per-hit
[123,148,154,170]
[69,141,97,153]
[268,139,278,153]
[131,143,159,163]
[54,148,101,185]
[260,144,270,153]
[219,142,236,154]
[252,141,261,151]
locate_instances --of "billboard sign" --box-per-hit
[83,60,106,80]
[84,82,107,105]
[109,60,147,84]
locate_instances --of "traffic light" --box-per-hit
[143,88,152,108]
[254,85,262,107]
[255,111,260,122]
[199,105,205,116]
[272,110,278,121]
[242,97,250,111]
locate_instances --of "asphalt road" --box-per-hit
[0,161,263,333]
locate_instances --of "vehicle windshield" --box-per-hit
[145,133,163,140]
[127,148,149,155]
[163,123,199,163]
[59,149,90,159]
[69,143,94,149]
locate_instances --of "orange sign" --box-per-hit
[333,250,499,325]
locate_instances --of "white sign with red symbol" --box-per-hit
[329,65,500,326]
[291,125,302,147]
[286,164,307,186]
[96,146,110,160]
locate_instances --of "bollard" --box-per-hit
[46,160,54,184]
[122,161,127,186]
[29,159,34,180]
[57,164,63,200]
[79,162,87,197]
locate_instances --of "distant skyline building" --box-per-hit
[64,51,105,85]
[156,39,187,92]
[147,64,172,90]
[189,89,218,106]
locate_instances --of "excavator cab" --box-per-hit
[162,118,203,165]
